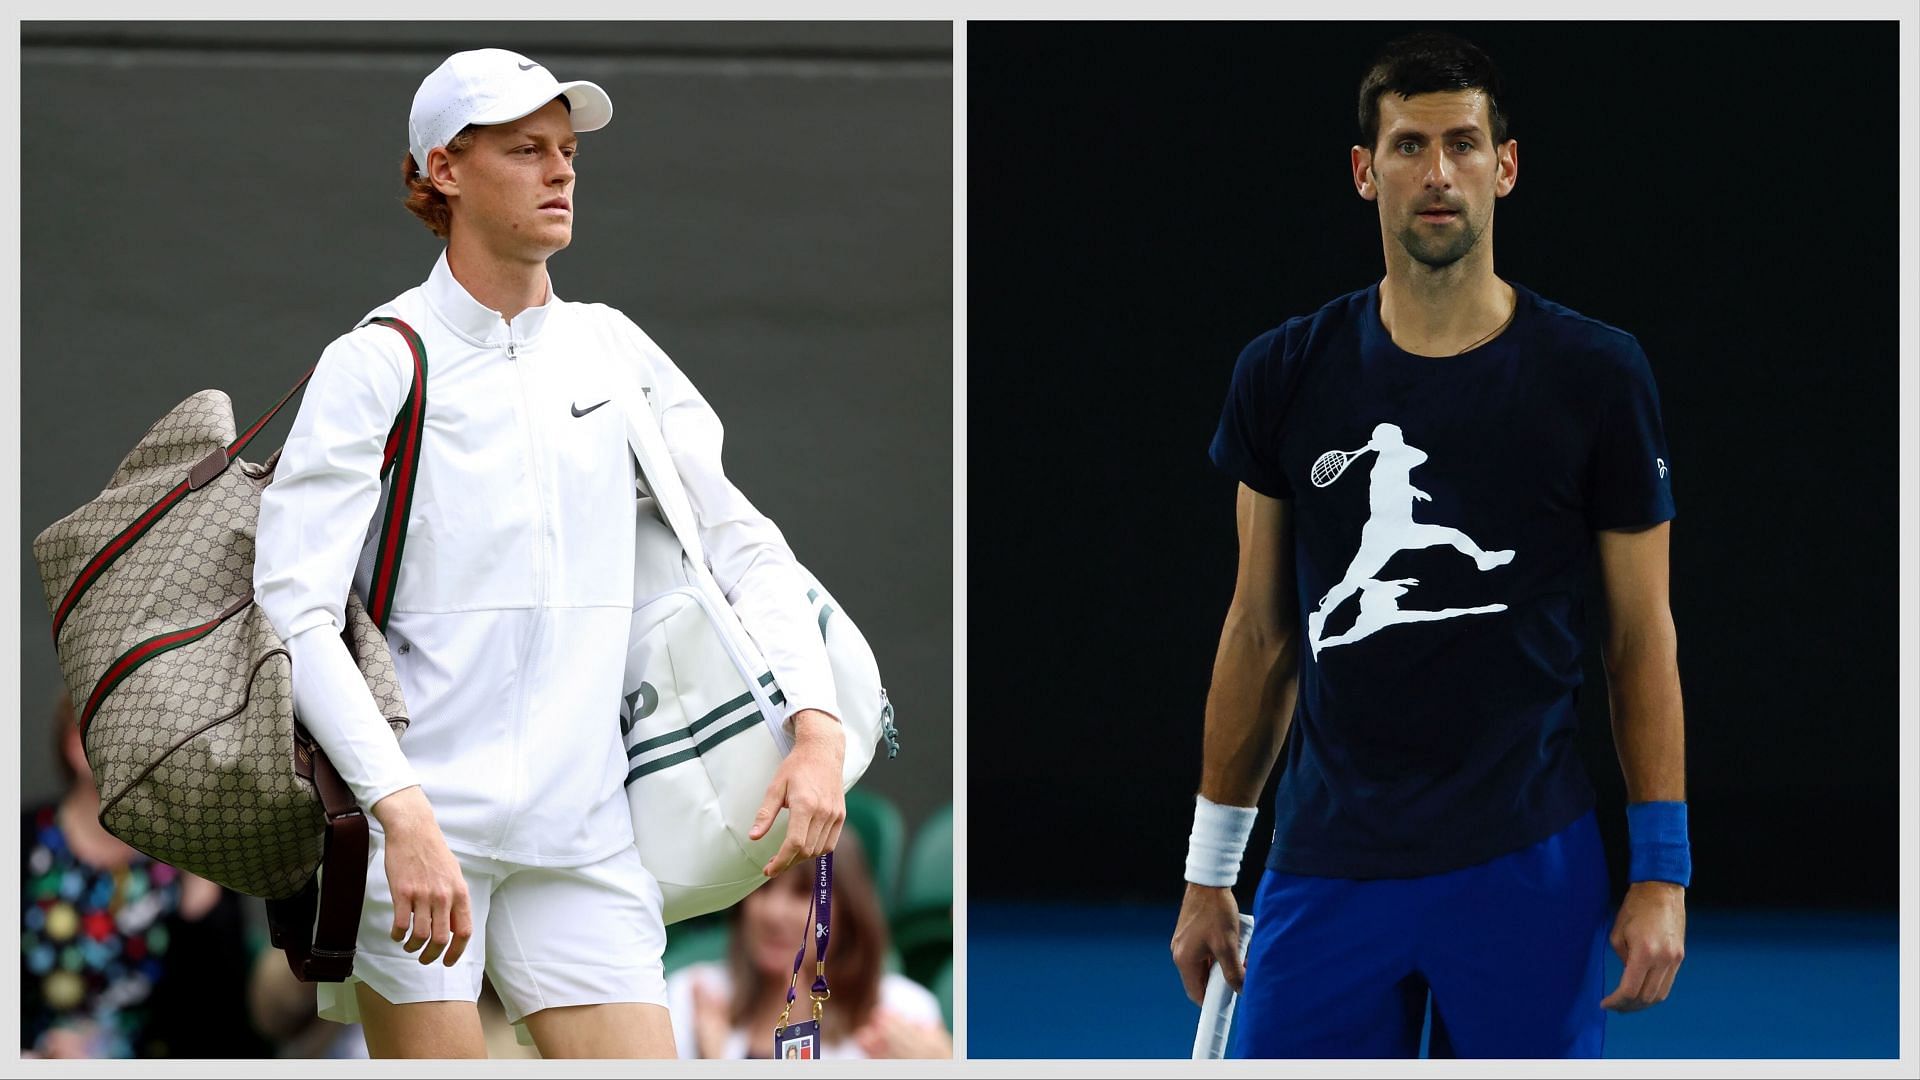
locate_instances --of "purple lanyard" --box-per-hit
[784,854,834,1017]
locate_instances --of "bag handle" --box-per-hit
[265,739,368,982]
[51,318,427,643]
[50,376,315,642]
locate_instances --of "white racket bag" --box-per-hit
[619,402,895,925]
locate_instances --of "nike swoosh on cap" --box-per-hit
[572,400,611,417]
[518,62,538,71]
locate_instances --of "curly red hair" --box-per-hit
[400,125,478,239]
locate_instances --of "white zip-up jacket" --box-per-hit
[255,252,840,866]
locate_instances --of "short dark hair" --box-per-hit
[1357,31,1509,155]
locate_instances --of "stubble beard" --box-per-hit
[1396,206,1483,270]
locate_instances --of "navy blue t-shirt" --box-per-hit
[1209,280,1675,879]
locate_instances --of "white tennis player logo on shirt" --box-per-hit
[1307,422,1515,656]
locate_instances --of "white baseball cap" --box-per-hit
[408,48,613,171]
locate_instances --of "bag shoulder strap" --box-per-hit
[66,319,430,755]
[623,399,793,753]
[623,396,707,572]
[268,315,426,983]
[359,316,428,632]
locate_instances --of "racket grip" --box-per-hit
[1191,913,1256,1060]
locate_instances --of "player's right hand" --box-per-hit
[371,785,473,967]
[1170,883,1245,1005]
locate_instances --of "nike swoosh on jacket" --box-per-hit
[255,251,841,866]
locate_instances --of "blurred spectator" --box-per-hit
[666,832,951,1059]
[21,695,270,1058]
[247,945,368,1059]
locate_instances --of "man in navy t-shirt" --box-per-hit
[1170,32,1690,1058]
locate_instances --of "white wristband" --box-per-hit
[1184,795,1258,888]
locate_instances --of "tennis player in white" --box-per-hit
[254,49,847,1058]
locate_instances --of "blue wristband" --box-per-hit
[1626,801,1691,887]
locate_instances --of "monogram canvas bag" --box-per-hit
[619,397,898,924]
[31,317,429,981]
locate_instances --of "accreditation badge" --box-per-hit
[774,1018,821,1059]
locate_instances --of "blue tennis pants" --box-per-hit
[1231,811,1610,1058]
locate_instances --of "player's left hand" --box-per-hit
[750,708,846,877]
[1601,880,1686,1012]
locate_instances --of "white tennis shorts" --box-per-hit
[316,828,668,1027]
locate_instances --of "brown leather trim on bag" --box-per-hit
[187,447,230,490]
[274,743,368,983]
[265,727,368,983]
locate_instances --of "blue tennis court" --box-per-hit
[969,903,1900,1058]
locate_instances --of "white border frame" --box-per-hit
[5,4,1916,1077]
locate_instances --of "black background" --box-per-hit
[969,21,1901,910]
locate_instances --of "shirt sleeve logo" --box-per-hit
[1656,457,1669,479]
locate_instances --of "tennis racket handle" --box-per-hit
[1191,913,1257,1060]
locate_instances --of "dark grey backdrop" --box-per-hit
[20,22,952,832]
